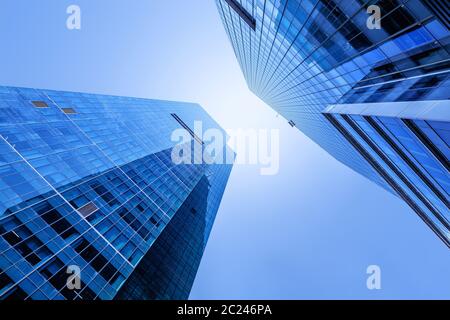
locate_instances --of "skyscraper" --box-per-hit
[0,86,234,300]
[217,0,449,244]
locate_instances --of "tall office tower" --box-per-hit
[0,86,234,300]
[217,0,449,244]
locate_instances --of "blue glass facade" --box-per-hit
[325,101,449,245]
[0,86,233,300]
[217,0,449,244]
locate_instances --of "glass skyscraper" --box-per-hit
[0,86,233,300]
[216,0,449,244]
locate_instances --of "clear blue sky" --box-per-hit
[1,0,449,299]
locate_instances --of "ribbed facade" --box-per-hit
[217,0,449,244]
[0,86,233,300]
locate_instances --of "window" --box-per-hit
[74,239,120,285]
[118,207,150,240]
[91,182,119,207]
[0,271,13,292]
[62,108,77,114]
[150,216,161,227]
[78,202,99,218]
[75,286,97,300]
[39,258,72,297]
[376,1,416,36]
[3,285,28,300]
[3,231,40,265]
[0,218,51,266]
[35,202,78,240]
[31,101,48,108]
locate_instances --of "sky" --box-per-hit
[0,0,449,299]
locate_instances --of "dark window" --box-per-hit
[117,208,134,225]
[74,239,120,285]
[91,182,119,207]
[0,272,13,292]
[398,88,428,101]
[410,76,441,90]
[371,63,403,79]
[377,0,416,36]
[35,202,78,240]
[365,82,398,103]
[117,207,150,240]
[0,222,50,266]
[75,285,98,300]
[150,216,160,227]
[39,258,75,299]
[3,285,28,300]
